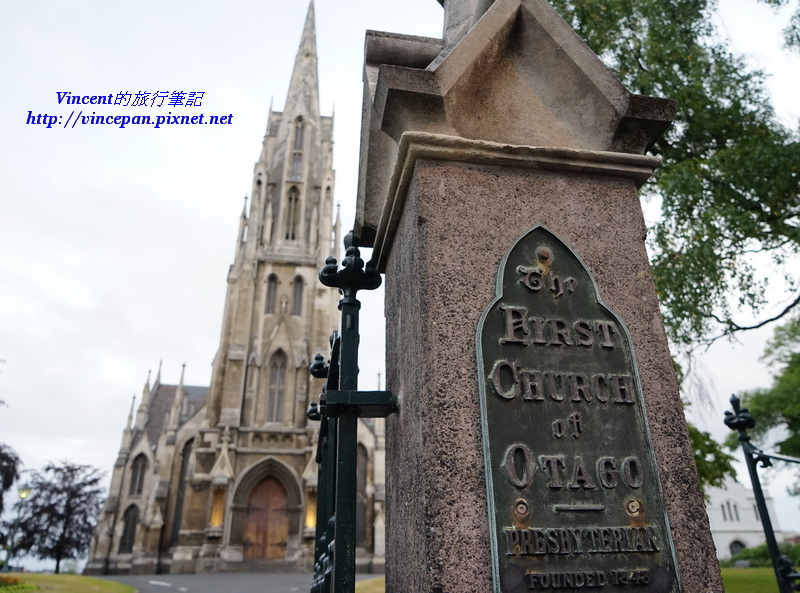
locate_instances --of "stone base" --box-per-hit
[381,141,721,593]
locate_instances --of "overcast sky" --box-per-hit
[1,0,799,565]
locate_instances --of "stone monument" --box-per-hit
[356,0,723,591]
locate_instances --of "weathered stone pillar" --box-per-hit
[356,1,723,592]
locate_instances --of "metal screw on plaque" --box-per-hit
[514,498,529,517]
[626,499,641,515]
[536,246,552,263]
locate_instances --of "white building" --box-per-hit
[705,477,784,560]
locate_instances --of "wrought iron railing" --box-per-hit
[725,394,800,592]
[308,232,397,593]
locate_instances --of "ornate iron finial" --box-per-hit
[319,231,381,307]
[724,394,756,442]
[310,353,328,379]
[307,401,322,421]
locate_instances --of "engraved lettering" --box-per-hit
[487,360,637,405]
[539,455,567,488]
[570,374,592,402]
[544,372,565,401]
[552,419,566,438]
[623,457,644,488]
[480,228,676,591]
[548,319,573,346]
[595,321,617,348]
[531,317,549,344]
[527,571,607,590]
[493,316,619,348]
[569,529,584,553]
[499,306,529,345]
[502,444,537,488]
[517,266,544,291]
[520,371,544,401]
[612,528,626,551]
[557,529,571,554]
[612,375,635,404]
[490,360,520,399]
[610,570,650,586]
[592,374,610,403]
[549,275,564,298]
[504,528,519,556]
[506,526,661,556]
[521,528,534,554]
[597,457,619,488]
[546,530,559,554]
[568,456,596,489]
[569,413,583,438]
[646,527,660,551]
[534,529,547,554]
[574,320,594,346]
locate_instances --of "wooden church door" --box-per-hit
[243,476,289,560]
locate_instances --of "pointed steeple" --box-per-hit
[333,202,342,259]
[283,1,320,123]
[234,196,249,263]
[169,363,187,429]
[135,370,152,430]
[126,395,136,430]
[119,395,136,452]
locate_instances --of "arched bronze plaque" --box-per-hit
[477,226,680,592]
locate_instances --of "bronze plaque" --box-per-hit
[477,226,679,592]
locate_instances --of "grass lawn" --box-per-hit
[14,574,135,593]
[721,568,779,593]
[355,577,386,593]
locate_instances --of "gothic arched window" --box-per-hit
[293,277,304,316]
[290,118,304,181]
[285,187,299,241]
[118,505,139,553]
[129,454,147,495]
[267,351,287,422]
[266,274,278,314]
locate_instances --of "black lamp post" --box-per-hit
[2,483,31,572]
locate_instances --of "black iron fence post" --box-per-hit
[308,232,398,593]
[725,394,800,592]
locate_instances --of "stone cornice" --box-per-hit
[372,131,662,271]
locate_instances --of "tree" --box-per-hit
[12,461,104,573]
[688,423,737,493]
[0,445,20,515]
[728,315,800,490]
[0,444,21,562]
[549,0,800,349]
[756,0,800,51]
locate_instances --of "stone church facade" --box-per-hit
[85,3,386,574]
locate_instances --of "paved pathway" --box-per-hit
[104,573,312,593]
[105,572,377,593]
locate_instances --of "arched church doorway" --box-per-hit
[730,539,746,557]
[243,476,289,560]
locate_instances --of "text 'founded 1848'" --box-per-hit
[477,226,679,592]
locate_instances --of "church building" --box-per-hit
[85,2,386,574]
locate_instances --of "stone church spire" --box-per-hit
[207,0,337,429]
[283,1,320,125]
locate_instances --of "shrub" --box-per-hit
[722,543,800,568]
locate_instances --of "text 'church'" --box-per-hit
[85,3,386,574]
